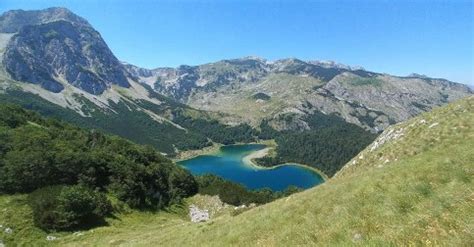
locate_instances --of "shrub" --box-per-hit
[28,185,112,230]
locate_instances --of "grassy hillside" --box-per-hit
[1,96,472,246]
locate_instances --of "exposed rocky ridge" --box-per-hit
[127,58,472,132]
[0,7,90,33]
[0,7,471,138]
[0,8,253,156]
[1,8,130,95]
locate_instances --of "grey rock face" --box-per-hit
[0,7,90,33]
[123,63,154,78]
[2,20,130,94]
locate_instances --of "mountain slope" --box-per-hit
[0,8,258,155]
[1,7,129,94]
[0,7,90,33]
[129,57,472,132]
[53,96,473,246]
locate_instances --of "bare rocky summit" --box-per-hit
[0,7,470,146]
[1,7,130,95]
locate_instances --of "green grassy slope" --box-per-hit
[52,96,473,246]
[1,96,472,246]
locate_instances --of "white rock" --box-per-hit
[46,235,57,241]
[428,122,439,128]
[4,228,12,234]
[189,205,210,223]
[353,233,363,241]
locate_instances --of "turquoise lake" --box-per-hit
[178,144,324,191]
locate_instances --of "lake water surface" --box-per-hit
[178,144,324,191]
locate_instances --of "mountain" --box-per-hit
[0,8,257,155]
[0,7,89,33]
[128,57,472,132]
[1,7,129,94]
[0,7,471,175]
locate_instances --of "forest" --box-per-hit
[0,104,198,230]
[256,112,378,177]
[171,109,258,145]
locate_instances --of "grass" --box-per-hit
[1,96,473,246]
[0,194,52,246]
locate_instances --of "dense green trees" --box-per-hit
[172,110,258,145]
[196,174,302,206]
[256,112,377,177]
[0,104,198,211]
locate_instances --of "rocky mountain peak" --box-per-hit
[1,8,130,95]
[0,7,90,33]
[308,60,365,71]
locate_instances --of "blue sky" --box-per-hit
[1,0,473,85]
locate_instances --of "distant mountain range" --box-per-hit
[126,57,471,133]
[0,7,471,155]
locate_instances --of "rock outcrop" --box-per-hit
[1,8,130,95]
[189,205,210,223]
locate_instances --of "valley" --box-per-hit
[0,6,472,247]
[1,92,471,247]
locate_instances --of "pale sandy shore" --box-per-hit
[242,147,329,180]
[242,147,271,168]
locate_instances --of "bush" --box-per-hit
[28,185,112,230]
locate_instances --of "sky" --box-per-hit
[0,0,473,85]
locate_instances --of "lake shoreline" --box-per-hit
[242,148,329,181]
[173,140,275,162]
[179,143,325,190]
[176,141,328,181]
[172,142,223,162]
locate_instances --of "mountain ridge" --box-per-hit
[126,57,472,132]
[0,7,471,163]
[0,7,90,33]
